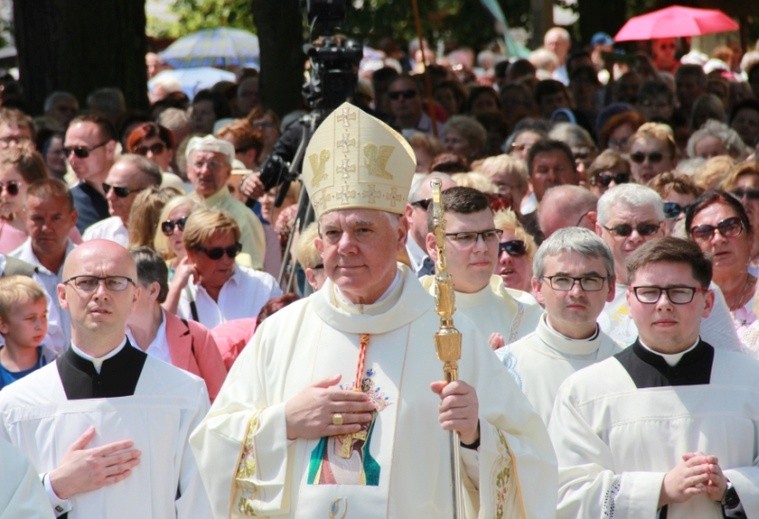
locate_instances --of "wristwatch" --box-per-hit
[721,480,740,509]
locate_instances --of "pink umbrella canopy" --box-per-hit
[614,5,739,42]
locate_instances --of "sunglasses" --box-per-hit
[103,182,143,198]
[133,142,166,156]
[602,222,661,237]
[629,151,665,164]
[731,188,759,201]
[486,193,512,212]
[663,201,691,219]
[161,216,188,236]
[410,198,431,211]
[498,240,527,257]
[593,172,629,187]
[690,216,743,241]
[63,140,109,159]
[0,180,20,196]
[196,243,242,260]
[388,89,417,101]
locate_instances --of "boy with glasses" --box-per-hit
[550,237,759,518]
[596,184,743,352]
[496,227,622,424]
[422,186,541,349]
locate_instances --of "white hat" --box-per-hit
[185,135,235,166]
[302,102,416,217]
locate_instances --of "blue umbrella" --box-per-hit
[148,67,236,100]
[159,28,260,69]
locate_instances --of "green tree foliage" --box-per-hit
[148,0,256,39]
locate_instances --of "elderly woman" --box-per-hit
[627,122,677,184]
[164,208,282,329]
[443,115,487,161]
[685,189,756,333]
[686,119,749,160]
[475,154,529,217]
[493,209,537,293]
[127,246,228,401]
[549,122,598,180]
[647,171,703,237]
[721,162,759,269]
[586,150,631,197]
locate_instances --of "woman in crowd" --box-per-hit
[126,122,177,173]
[464,86,501,118]
[39,132,67,180]
[165,208,282,329]
[626,122,678,184]
[443,115,487,162]
[647,171,702,237]
[474,154,529,217]
[408,132,443,173]
[433,80,467,119]
[686,119,749,160]
[598,110,646,152]
[548,122,598,181]
[685,190,756,334]
[586,150,631,197]
[247,107,281,167]
[721,162,759,270]
[127,246,228,401]
[154,194,203,280]
[127,186,180,249]
[493,209,537,294]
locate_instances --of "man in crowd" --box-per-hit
[191,102,556,518]
[423,186,542,349]
[185,135,266,269]
[551,237,759,518]
[596,184,743,351]
[544,26,572,85]
[405,172,456,277]
[0,107,34,149]
[0,240,211,518]
[387,74,445,137]
[537,185,598,238]
[82,154,162,245]
[497,227,622,424]
[44,92,80,131]
[64,114,117,233]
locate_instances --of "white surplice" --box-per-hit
[0,436,53,519]
[191,265,557,519]
[0,355,212,518]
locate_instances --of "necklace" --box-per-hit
[727,274,755,312]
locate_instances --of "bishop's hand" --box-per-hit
[431,380,479,445]
[285,374,376,440]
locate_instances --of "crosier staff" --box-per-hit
[430,178,464,518]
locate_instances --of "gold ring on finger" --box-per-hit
[331,412,343,426]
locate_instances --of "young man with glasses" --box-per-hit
[550,237,759,519]
[596,184,743,352]
[421,186,541,349]
[81,154,162,246]
[0,239,212,518]
[64,114,117,233]
[496,227,622,424]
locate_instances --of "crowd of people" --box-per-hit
[0,23,758,518]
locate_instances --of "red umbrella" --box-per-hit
[614,5,739,42]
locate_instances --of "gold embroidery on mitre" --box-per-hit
[363,144,394,180]
[308,149,331,188]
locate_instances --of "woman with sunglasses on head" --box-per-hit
[685,189,756,335]
[493,209,537,294]
[0,144,51,253]
[626,122,677,184]
[647,171,703,237]
[586,149,631,197]
[154,195,203,285]
[163,208,282,330]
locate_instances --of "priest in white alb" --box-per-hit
[190,102,557,519]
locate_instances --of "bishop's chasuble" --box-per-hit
[191,265,556,518]
[549,340,759,519]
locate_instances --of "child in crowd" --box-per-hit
[0,276,52,390]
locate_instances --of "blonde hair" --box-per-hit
[630,122,677,159]
[692,155,737,190]
[493,209,538,260]
[127,187,180,249]
[720,162,759,190]
[0,275,46,322]
[451,172,498,193]
[182,208,241,251]
[474,154,528,191]
[153,195,203,258]
[295,222,321,269]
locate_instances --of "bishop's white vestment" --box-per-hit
[191,265,557,519]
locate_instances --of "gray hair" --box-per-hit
[596,183,663,225]
[129,246,169,304]
[113,154,162,187]
[533,227,614,279]
[548,122,596,151]
[686,119,749,160]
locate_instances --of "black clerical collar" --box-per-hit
[57,340,147,400]
[614,339,714,389]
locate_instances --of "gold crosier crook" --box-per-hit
[430,178,465,518]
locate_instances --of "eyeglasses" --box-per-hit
[602,222,661,237]
[486,193,512,212]
[593,172,629,187]
[629,151,665,164]
[190,159,222,171]
[498,240,527,257]
[445,229,503,246]
[103,183,143,198]
[731,188,759,201]
[63,275,135,292]
[196,243,242,260]
[542,275,607,292]
[133,142,166,156]
[161,216,188,236]
[63,140,109,159]
[388,89,417,101]
[410,198,431,211]
[631,285,704,305]
[663,202,691,220]
[0,180,20,196]
[690,216,743,241]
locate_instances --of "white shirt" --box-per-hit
[81,216,128,247]
[178,265,282,328]
[127,309,171,364]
